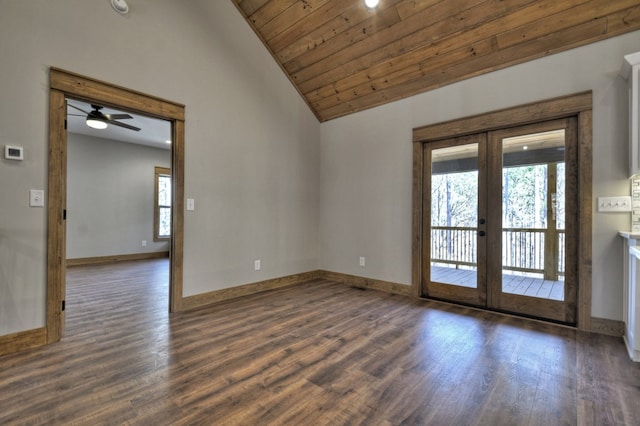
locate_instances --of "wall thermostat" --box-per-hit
[5,145,24,161]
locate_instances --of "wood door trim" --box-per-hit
[47,89,67,343]
[411,142,424,298]
[577,110,593,330]
[485,127,502,310]
[413,91,592,143]
[412,92,592,330]
[50,67,185,121]
[47,68,186,344]
[421,144,432,297]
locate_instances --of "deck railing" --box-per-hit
[431,226,565,278]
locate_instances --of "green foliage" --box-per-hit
[503,165,547,228]
[431,163,565,230]
[431,171,478,227]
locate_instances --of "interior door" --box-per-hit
[422,118,577,324]
[423,133,487,307]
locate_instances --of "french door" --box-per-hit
[422,118,577,324]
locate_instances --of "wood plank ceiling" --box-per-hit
[231,0,640,122]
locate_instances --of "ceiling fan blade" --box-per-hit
[105,113,133,120]
[106,119,141,131]
[68,113,85,117]
[67,103,90,115]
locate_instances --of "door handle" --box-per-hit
[479,231,486,237]
[479,218,486,225]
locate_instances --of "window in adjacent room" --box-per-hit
[154,166,172,240]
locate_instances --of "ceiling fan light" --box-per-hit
[86,118,107,129]
[364,0,379,8]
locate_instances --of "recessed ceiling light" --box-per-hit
[166,140,172,144]
[523,146,528,150]
[111,0,129,14]
[364,0,379,9]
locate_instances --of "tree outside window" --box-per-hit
[154,167,171,240]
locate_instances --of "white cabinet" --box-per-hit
[621,52,640,177]
[620,232,640,362]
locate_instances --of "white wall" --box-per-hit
[0,0,320,335]
[1,0,637,337]
[320,30,640,321]
[67,133,171,259]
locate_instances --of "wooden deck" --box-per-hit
[431,265,565,301]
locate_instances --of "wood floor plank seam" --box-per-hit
[0,259,638,425]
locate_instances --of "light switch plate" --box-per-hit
[597,196,632,212]
[186,198,195,211]
[29,189,44,207]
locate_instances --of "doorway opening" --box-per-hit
[64,100,173,326]
[47,68,185,344]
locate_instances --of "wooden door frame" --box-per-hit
[412,92,592,330]
[47,68,186,344]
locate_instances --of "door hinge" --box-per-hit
[63,209,67,220]
[64,119,67,130]
[61,300,66,311]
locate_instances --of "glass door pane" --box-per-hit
[430,143,479,288]
[500,129,566,301]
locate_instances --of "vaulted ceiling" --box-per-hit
[231,0,640,122]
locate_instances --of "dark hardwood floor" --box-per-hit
[1,259,638,425]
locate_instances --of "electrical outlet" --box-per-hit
[254,260,261,271]
[359,257,365,267]
[141,240,147,247]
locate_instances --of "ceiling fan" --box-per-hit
[68,103,141,131]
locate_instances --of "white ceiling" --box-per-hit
[66,99,172,150]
